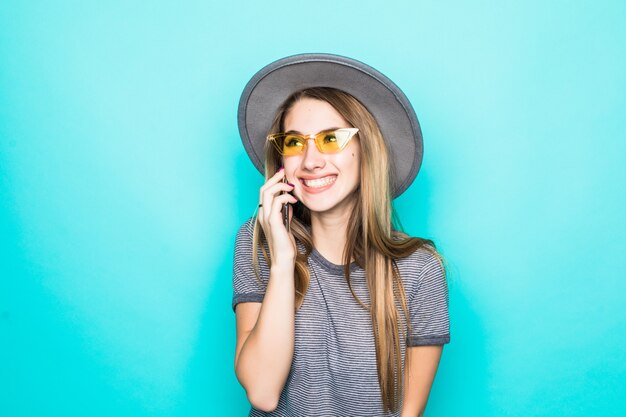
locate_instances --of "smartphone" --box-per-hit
[282,177,290,232]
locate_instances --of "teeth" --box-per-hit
[303,176,336,188]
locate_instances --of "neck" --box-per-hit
[310,206,354,266]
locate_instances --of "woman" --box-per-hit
[233,54,450,417]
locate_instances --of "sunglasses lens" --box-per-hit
[318,131,341,153]
[318,129,356,153]
[281,134,305,155]
[267,134,302,155]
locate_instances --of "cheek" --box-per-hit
[283,158,299,182]
[349,142,361,163]
[342,153,361,181]
[353,154,362,183]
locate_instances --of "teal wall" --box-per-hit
[1,1,624,416]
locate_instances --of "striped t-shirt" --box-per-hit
[232,218,450,416]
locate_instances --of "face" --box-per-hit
[282,98,361,216]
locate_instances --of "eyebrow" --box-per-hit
[285,127,342,135]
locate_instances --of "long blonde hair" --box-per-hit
[252,87,444,413]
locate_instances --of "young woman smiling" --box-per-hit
[233,55,450,417]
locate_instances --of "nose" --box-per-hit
[301,137,325,171]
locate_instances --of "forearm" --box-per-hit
[235,263,295,408]
[400,345,443,417]
[400,404,425,417]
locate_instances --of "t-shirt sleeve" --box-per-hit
[407,249,450,346]
[232,218,269,312]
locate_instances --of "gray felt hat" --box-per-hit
[237,53,423,198]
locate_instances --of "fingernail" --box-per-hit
[278,166,284,172]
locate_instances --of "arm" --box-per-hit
[234,263,295,412]
[400,345,444,417]
[233,169,298,412]
[402,248,450,416]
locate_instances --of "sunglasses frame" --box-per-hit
[266,128,359,156]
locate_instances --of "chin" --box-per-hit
[301,194,356,215]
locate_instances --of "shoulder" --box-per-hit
[396,244,443,273]
[396,245,447,295]
[233,217,260,264]
[232,217,268,310]
[235,217,256,241]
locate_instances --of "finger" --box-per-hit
[265,181,295,196]
[260,182,295,222]
[258,168,286,202]
[258,170,286,219]
[268,194,298,227]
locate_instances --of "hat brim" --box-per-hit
[237,53,423,198]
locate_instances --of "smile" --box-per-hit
[301,175,337,189]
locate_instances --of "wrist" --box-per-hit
[270,260,295,274]
[271,248,296,266]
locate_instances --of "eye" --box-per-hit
[284,136,303,148]
[322,134,337,144]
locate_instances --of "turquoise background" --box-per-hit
[1,1,625,416]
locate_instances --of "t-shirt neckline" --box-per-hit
[309,248,360,274]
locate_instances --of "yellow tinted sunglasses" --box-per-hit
[267,128,359,156]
